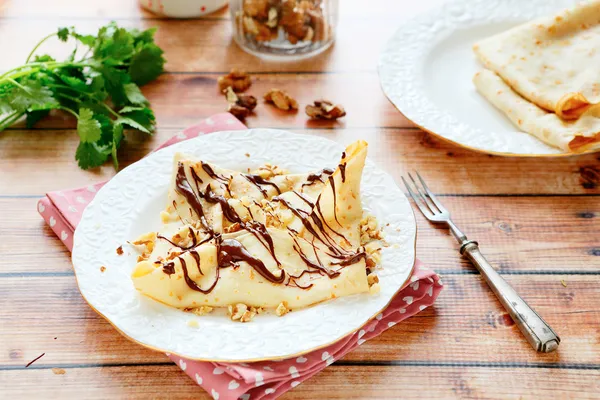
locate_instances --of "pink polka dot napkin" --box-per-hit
[37,113,443,400]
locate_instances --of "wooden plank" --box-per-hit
[1,196,598,274]
[1,365,598,399]
[0,0,436,20]
[0,18,398,73]
[1,275,598,366]
[1,128,599,195]
[2,72,407,129]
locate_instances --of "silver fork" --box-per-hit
[402,172,560,353]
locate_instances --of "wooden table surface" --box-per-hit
[1,0,599,398]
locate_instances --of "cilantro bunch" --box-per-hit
[0,22,165,169]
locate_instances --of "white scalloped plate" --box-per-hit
[72,129,416,362]
[379,0,597,157]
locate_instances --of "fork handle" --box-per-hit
[460,241,560,353]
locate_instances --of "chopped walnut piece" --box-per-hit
[369,282,381,295]
[280,0,310,41]
[264,89,298,111]
[252,163,288,179]
[243,0,269,19]
[224,86,257,121]
[228,103,252,120]
[100,266,106,273]
[186,306,214,316]
[275,301,290,316]
[224,222,243,233]
[367,273,379,286]
[116,246,124,255]
[218,69,252,93]
[228,303,256,322]
[240,309,257,322]
[266,7,279,28]
[305,100,346,120]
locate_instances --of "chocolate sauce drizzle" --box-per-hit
[339,152,347,183]
[157,227,198,250]
[243,174,281,198]
[218,239,285,283]
[302,168,334,189]
[175,163,211,231]
[162,262,176,275]
[163,156,364,294]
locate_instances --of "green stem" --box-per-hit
[102,103,121,119]
[25,32,58,63]
[0,61,86,82]
[58,106,79,119]
[6,78,30,93]
[55,92,83,103]
[0,111,25,131]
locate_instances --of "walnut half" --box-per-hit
[224,86,257,121]
[305,100,346,120]
[264,89,298,111]
[218,69,252,93]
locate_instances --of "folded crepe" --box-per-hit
[473,0,600,121]
[474,69,600,152]
[131,141,378,311]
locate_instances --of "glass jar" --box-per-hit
[230,0,338,60]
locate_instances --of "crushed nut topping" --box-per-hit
[100,266,106,273]
[275,301,290,316]
[367,273,379,286]
[264,88,298,111]
[224,222,243,233]
[218,69,252,93]
[251,162,289,179]
[228,303,257,322]
[116,246,124,255]
[185,306,214,316]
[360,215,383,243]
[306,100,346,120]
[369,282,381,295]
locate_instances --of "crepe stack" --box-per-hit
[472,0,600,153]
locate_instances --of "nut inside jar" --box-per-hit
[232,0,336,58]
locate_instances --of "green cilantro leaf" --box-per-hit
[124,83,148,105]
[131,27,157,45]
[34,54,55,63]
[128,43,165,86]
[95,113,114,146]
[77,108,102,143]
[57,27,70,42]
[101,67,130,107]
[118,106,155,133]
[97,27,134,65]
[0,21,164,170]
[73,33,96,47]
[75,141,109,170]
[8,79,58,112]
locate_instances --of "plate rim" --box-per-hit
[377,0,597,158]
[71,128,418,362]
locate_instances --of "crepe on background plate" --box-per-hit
[473,0,600,121]
[474,69,600,152]
[131,140,383,315]
[472,0,600,152]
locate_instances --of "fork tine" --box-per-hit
[408,172,440,214]
[401,176,433,219]
[415,171,447,213]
